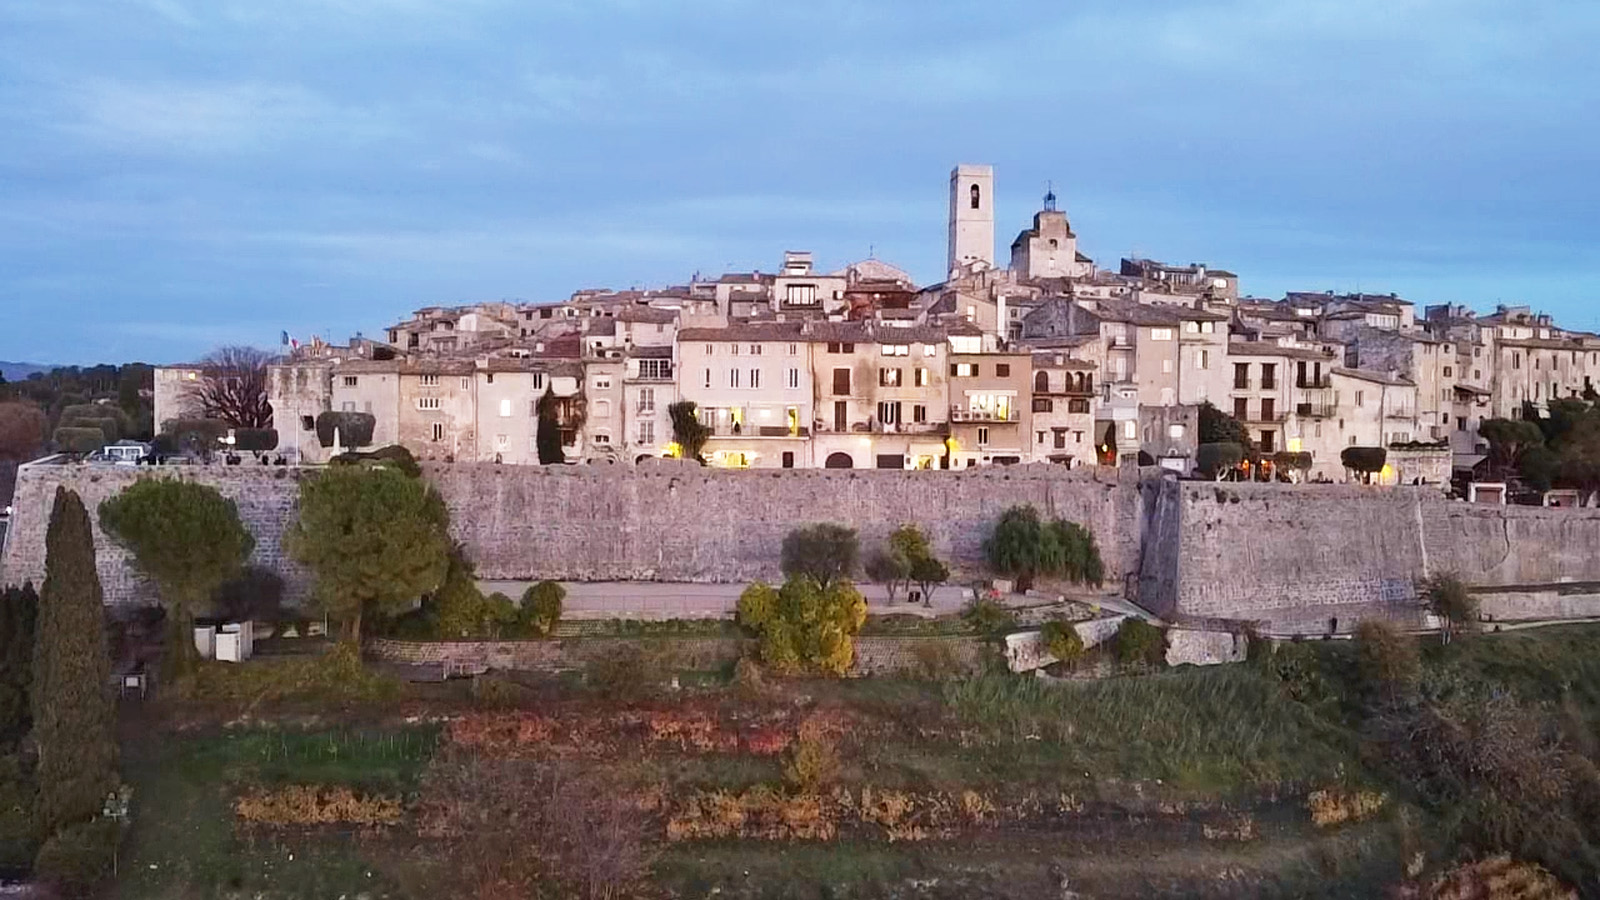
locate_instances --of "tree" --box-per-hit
[1273,451,1314,483]
[160,418,230,458]
[520,581,564,637]
[736,576,867,676]
[1199,401,1251,447]
[210,566,285,624]
[536,387,565,465]
[1353,619,1419,706]
[668,400,712,463]
[286,465,452,644]
[1047,519,1105,586]
[1040,619,1084,669]
[98,479,255,675]
[983,505,1060,591]
[0,583,37,745]
[232,428,279,454]
[191,346,275,428]
[1420,573,1477,645]
[909,554,949,607]
[1341,446,1387,482]
[1517,445,1560,492]
[1196,442,1244,480]
[863,549,910,603]
[52,427,105,457]
[1478,418,1544,477]
[31,488,118,846]
[0,402,48,463]
[780,524,859,588]
[315,411,375,450]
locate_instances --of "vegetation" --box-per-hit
[737,576,868,676]
[1475,400,1600,501]
[1039,619,1084,669]
[0,584,37,745]
[52,426,105,456]
[536,387,565,464]
[1353,619,1420,706]
[32,488,120,892]
[960,597,1017,635]
[865,524,948,604]
[864,548,911,602]
[983,505,1104,590]
[1341,446,1387,481]
[98,479,255,674]
[314,410,376,450]
[521,581,565,637]
[667,400,713,463]
[1196,441,1244,480]
[329,443,421,477]
[190,346,276,429]
[1420,573,1477,644]
[286,464,452,643]
[1114,618,1167,670]
[157,417,230,458]
[0,364,154,455]
[780,523,860,588]
[1199,400,1251,447]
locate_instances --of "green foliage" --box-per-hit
[33,817,119,893]
[585,644,667,700]
[286,465,452,644]
[1199,401,1251,447]
[1353,619,1419,705]
[960,598,1018,635]
[58,404,130,445]
[732,656,765,695]
[736,577,867,676]
[1196,442,1244,479]
[422,548,503,639]
[232,428,278,453]
[1340,446,1387,475]
[667,400,712,462]
[160,418,229,456]
[780,523,859,588]
[1040,619,1084,669]
[32,488,118,843]
[1517,444,1559,491]
[983,505,1104,590]
[0,401,48,461]
[863,549,910,601]
[330,444,421,478]
[209,565,285,624]
[909,554,951,604]
[52,426,105,455]
[178,643,398,708]
[783,732,841,794]
[1478,418,1544,475]
[315,411,376,449]
[0,753,38,869]
[520,581,565,637]
[536,388,565,465]
[99,479,255,675]
[1114,618,1167,670]
[0,584,38,745]
[1421,573,1478,643]
[1273,450,1314,476]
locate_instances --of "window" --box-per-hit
[1233,398,1248,419]
[1033,398,1053,413]
[638,421,655,445]
[1037,431,1047,444]
[729,369,741,388]
[341,401,355,412]
[785,284,818,306]
[1150,328,1174,341]
[749,344,762,355]
[996,363,1011,377]
[832,368,851,395]
[638,388,655,414]
[788,343,798,355]
[879,368,902,387]
[1184,321,1198,334]
[915,368,929,387]
[880,344,909,356]
[782,451,794,468]
[593,376,612,390]
[1260,430,1276,453]
[1054,429,1068,449]
[300,415,315,431]
[1122,420,1136,440]
[496,434,509,450]
[1473,369,1481,380]
[924,344,937,357]
[591,433,610,445]
[1261,398,1275,420]
[1443,366,1453,378]
[418,397,442,410]
[877,401,901,425]
[420,374,440,387]
[343,376,358,387]
[431,423,444,442]
[1260,364,1276,390]
[705,344,714,355]
[951,363,977,377]
[1196,349,1210,369]
[499,398,512,418]
[913,404,926,423]
[703,368,711,389]
[1201,321,1215,334]
[638,359,672,379]
[1168,424,1185,440]
[977,426,990,445]
[1513,353,1521,369]
[485,373,495,385]
[531,372,544,391]
[461,377,471,390]
[1161,359,1173,374]
[749,368,760,389]
[1356,390,1365,407]
[1233,363,1249,389]
[970,183,981,209]
[1068,398,1089,414]
[787,368,800,389]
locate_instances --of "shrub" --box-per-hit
[330,444,421,478]
[1114,619,1166,670]
[314,411,376,449]
[52,427,105,455]
[1420,573,1478,644]
[1040,620,1085,669]
[1354,619,1419,705]
[33,817,119,893]
[232,428,278,453]
[910,641,964,680]
[1341,446,1387,478]
[736,577,867,677]
[160,418,229,456]
[586,645,666,700]
[783,732,841,794]
[984,506,1103,590]
[519,581,565,637]
[178,643,399,707]
[0,754,37,869]
[732,657,765,696]
[961,598,1018,635]
[1197,442,1245,479]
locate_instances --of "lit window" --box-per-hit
[880,344,909,357]
[1168,424,1185,439]
[915,368,929,387]
[880,368,902,387]
[499,398,511,417]
[1122,420,1135,439]
[1150,328,1174,341]
[924,344,937,357]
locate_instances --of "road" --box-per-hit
[477,580,979,620]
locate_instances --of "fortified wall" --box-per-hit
[3,462,1598,634]
[0,462,1147,607]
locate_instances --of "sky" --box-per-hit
[1,0,1596,365]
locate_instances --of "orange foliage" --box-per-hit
[235,785,402,826]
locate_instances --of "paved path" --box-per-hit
[478,580,978,620]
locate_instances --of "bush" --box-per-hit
[910,641,964,680]
[330,444,421,478]
[232,428,278,453]
[780,524,860,588]
[1114,619,1166,670]
[732,657,765,695]
[1197,442,1245,479]
[1341,446,1387,477]
[737,578,867,676]
[783,732,841,794]
[1040,620,1085,669]
[160,418,229,456]
[33,817,119,893]
[314,411,376,449]
[961,598,1017,635]
[0,753,37,869]
[1421,573,1478,643]
[520,581,565,637]
[52,427,105,455]
[1354,619,1419,705]
[585,645,666,700]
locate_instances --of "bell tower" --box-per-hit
[947,164,994,275]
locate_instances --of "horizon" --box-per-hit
[3,0,1597,366]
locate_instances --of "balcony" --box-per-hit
[1385,409,1415,420]
[870,420,949,435]
[950,406,1019,423]
[625,371,674,384]
[1295,375,1333,389]
[709,422,810,438]
[1242,411,1289,424]
[1296,402,1337,418]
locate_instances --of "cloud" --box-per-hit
[59,80,374,154]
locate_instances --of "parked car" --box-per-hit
[86,440,153,466]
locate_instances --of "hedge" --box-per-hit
[316,411,376,449]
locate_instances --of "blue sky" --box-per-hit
[1,0,1596,365]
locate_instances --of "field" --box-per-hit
[104,624,1600,899]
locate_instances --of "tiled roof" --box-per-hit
[1227,341,1337,362]
[1332,366,1413,387]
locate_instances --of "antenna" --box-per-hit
[868,243,875,259]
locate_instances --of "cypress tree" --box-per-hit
[0,582,38,744]
[32,487,117,838]
[536,387,565,465]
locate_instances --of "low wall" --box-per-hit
[367,635,986,677]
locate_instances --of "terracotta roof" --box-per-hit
[1092,299,1227,325]
[1227,341,1337,362]
[1332,366,1413,387]
[614,305,679,324]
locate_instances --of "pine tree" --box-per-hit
[32,487,117,839]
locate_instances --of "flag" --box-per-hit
[281,330,290,346]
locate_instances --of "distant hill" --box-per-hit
[0,362,50,381]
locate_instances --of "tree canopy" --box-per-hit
[668,400,712,463]
[983,505,1104,591]
[780,524,859,588]
[536,388,565,464]
[191,346,276,429]
[286,464,452,643]
[737,576,868,676]
[1199,401,1251,447]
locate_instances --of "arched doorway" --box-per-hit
[824,452,854,469]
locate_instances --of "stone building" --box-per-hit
[947,349,1032,467]
[808,323,950,470]
[675,323,815,468]
[1008,189,1093,282]
[948,164,995,274]
[1028,351,1097,465]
